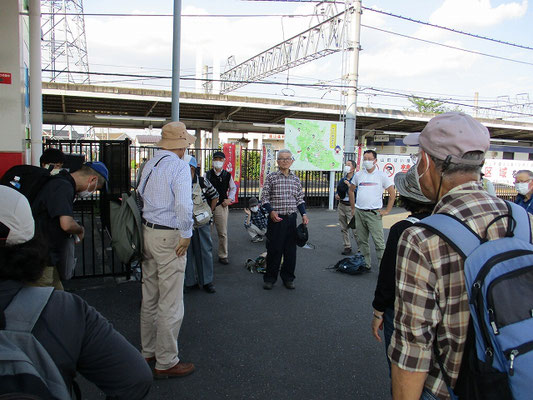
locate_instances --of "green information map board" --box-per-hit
[284,118,344,171]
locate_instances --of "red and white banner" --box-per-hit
[222,143,241,203]
[483,159,533,186]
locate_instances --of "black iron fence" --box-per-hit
[43,139,518,279]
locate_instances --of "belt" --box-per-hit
[340,201,351,206]
[359,209,379,214]
[277,212,296,217]
[142,220,178,230]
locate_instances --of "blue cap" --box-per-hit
[187,156,197,169]
[85,161,109,191]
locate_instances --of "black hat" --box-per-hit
[213,151,226,159]
[248,197,259,207]
[295,223,308,247]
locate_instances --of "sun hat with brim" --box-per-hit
[157,121,196,150]
[0,186,34,247]
[394,167,433,204]
[403,112,490,166]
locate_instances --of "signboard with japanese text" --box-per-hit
[482,159,533,186]
[376,155,414,178]
[222,143,241,204]
[0,72,12,84]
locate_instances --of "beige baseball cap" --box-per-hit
[157,121,196,150]
[0,186,35,247]
[404,112,490,166]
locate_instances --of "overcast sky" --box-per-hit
[78,0,533,121]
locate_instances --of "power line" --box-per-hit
[362,6,533,51]
[363,24,533,67]
[366,87,533,117]
[42,69,533,118]
[39,12,316,18]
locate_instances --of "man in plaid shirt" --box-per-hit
[388,112,533,399]
[260,149,309,290]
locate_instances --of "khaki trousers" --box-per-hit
[245,224,267,239]
[212,205,229,259]
[31,266,64,290]
[140,225,186,370]
[354,208,385,268]
[338,202,357,249]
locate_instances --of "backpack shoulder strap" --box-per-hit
[505,200,532,242]
[4,287,54,332]
[416,213,482,259]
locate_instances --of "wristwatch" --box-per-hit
[373,312,383,320]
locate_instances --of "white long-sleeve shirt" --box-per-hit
[137,150,193,238]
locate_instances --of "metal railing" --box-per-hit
[43,139,519,279]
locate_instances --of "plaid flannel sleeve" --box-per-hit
[388,226,440,372]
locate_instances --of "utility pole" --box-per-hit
[344,0,362,154]
[171,0,182,121]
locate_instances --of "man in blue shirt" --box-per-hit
[514,169,533,213]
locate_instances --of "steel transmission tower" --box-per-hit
[41,0,90,84]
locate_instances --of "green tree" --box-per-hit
[408,96,462,114]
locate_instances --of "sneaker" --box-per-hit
[218,258,229,265]
[252,236,263,243]
[342,247,352,255]
[263,282,273,290]
[154,361,195,379]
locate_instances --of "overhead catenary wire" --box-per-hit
[362,24,533,67]
[362,6,533,52]
[42,69,533,118]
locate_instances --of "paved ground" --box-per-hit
[67,207,409,400]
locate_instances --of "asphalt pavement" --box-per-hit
[68,207,410,400]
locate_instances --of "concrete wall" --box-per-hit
[0,0,29,174]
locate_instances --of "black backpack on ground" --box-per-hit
[329,252,368,275]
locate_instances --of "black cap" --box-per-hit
[295,223,308,247]
[248,197,259,207]
[213,151,226,159]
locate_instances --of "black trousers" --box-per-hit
[264,213,297,283]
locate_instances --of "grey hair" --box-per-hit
[516,170,533,179]
[277,149,293,160]
[430,151,484,176]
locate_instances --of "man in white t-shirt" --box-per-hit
[350,150,396,269]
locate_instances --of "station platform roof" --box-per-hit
[42,82,533,141]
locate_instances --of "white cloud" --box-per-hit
[429,0,528,29]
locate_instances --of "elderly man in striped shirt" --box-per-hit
[137,121,195,379]
[260,149,309,290]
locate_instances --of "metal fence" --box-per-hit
[43,139,518,279]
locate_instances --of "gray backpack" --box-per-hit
[0,286,71,399]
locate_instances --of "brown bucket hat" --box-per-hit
[156,121,196,149]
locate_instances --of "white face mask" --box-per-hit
[78,179,96,198]
[343,165,352,174]
[213,161,224,170]
[363,160,375,170]
[515,182,530,196]
[250,206,259,212]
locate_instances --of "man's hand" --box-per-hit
[77,226,85,241]
[222,199,232,207]
[379,209,390,217]
[270,211,282,223]
[244,208,251,216]
[302,214,309,225]
[175,237,191,257]
[371,311,384,342]
[335,194,340,201]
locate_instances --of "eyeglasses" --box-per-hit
[277,158,293,162]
